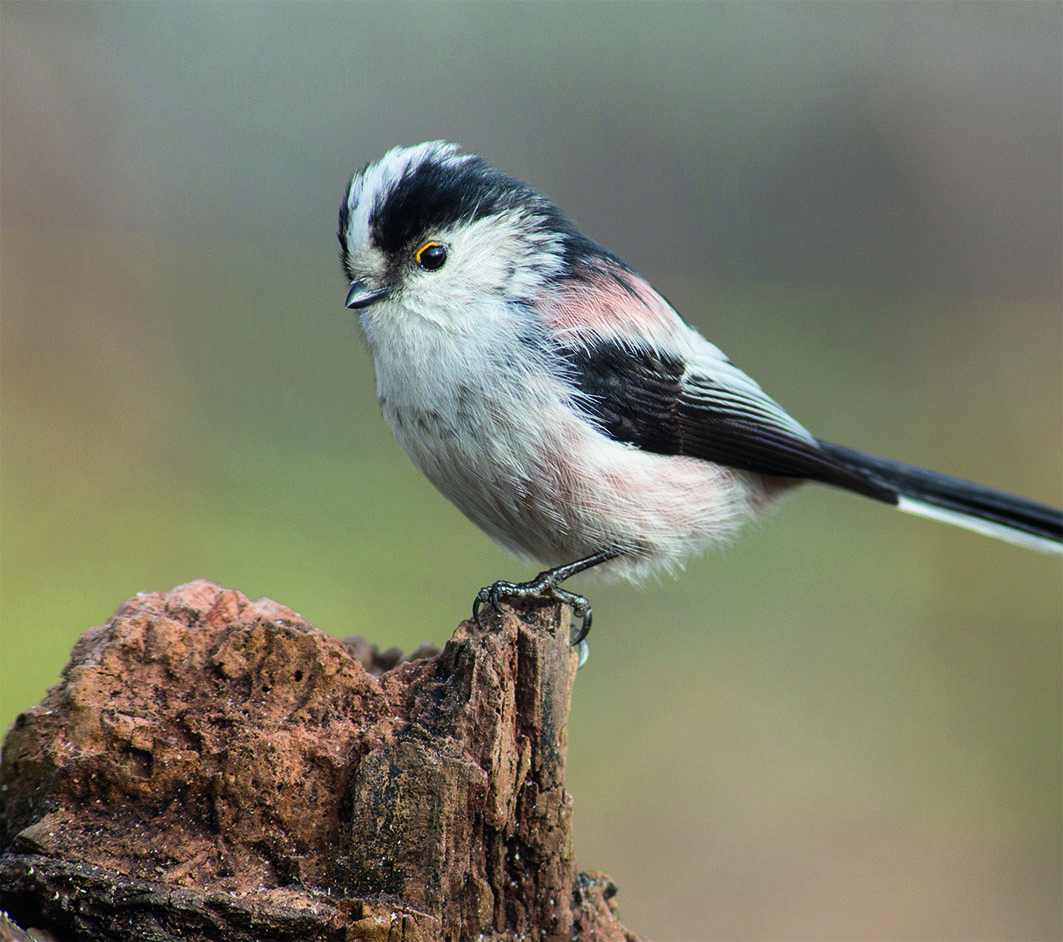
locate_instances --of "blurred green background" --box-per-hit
[2,3,1060,939]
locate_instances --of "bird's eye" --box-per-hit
[415,241,447,271]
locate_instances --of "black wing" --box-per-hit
[562,340,897,504]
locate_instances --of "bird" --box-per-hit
[337,141,1062,642]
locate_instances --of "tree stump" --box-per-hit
[0,580,643,941]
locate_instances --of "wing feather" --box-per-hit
[561,338,897,503]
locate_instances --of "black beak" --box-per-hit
[345,280,390,310]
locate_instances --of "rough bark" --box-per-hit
[0,580,644,942]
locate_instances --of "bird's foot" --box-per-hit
[473,569,594,647]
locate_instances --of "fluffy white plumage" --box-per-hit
[339,145,791,580]
[337,142,1061,602]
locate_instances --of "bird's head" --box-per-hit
[338,142,591,333]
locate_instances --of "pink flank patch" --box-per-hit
[539,259,682,340]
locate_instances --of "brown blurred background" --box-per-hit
[2,3,1060,939]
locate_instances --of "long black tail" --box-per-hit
[817,441,1062,555]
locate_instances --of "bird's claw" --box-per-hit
[472,571,593,647]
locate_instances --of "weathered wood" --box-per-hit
[0,580,643,941]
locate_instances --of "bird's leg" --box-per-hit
[473,549,622,645]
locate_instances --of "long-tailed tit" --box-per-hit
[338,142,1061,640]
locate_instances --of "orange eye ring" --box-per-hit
[415,241,448,271]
